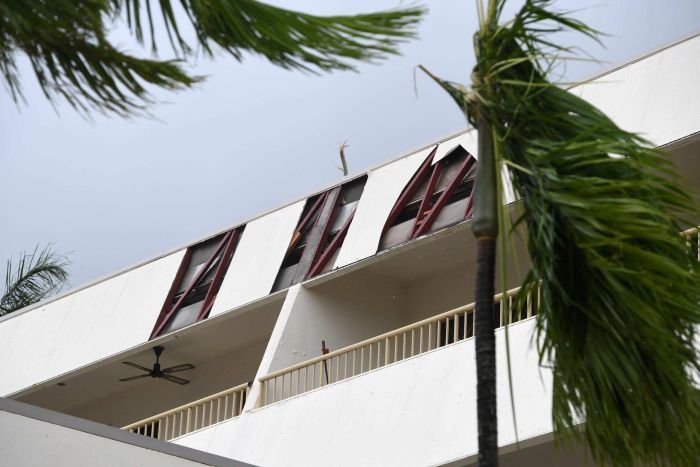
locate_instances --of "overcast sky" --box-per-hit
[2,0,700,290]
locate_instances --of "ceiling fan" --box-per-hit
[119,346,195,385]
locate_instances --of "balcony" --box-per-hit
[258,284,538,406]
[121,284,538,441]
[119,225,699,445]
[123,382,250,441]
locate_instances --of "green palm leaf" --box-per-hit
[1,245,70,316]
[0,0,425,115]
[423,0,700,465]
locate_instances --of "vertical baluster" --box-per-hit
[437,320,441,347]
[376,341,381,368]
[352,350,356,376]
[360,347,365,373]
[318,361,323,387]
[394,335,399,362]
[411,329,415,356]
[344,352,348,379]
[428,323,432,350]
[452,315,459,344]
[419,326,424,353]
[402,332,407,358]
[384,338,389,365]
[335,356,340,382]
[368,343,373,370]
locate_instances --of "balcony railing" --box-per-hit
[258,284,540,407]
[122,381,249,441]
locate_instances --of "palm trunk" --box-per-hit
[473,113,498,466]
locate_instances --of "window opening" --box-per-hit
[379,145,476,251]
[151,226,244,338]
[272,176,367,291]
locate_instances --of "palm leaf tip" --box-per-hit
[116,0,427,73]
[469,1,700,465]
[417,65,471,118]
[1,245,70,316]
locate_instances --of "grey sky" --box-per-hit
[2,0,700,290]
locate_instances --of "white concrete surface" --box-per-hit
[269,274,405,373]
[433,131,478,164]
[574,34,700,147]
[0,251,185,396]
[210,200,305,316]
[175,319,554,467]
[242,284,302,413]
[0,410,208,467]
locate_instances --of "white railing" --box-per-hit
[122,382,249,441]
[684,226,699,260]
[258,284,540,407]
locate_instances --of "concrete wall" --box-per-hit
[0,251,185,397]
[210,201,305,316]
[175,319,554,467]
[0,410,207,467]
[268,273,406,373]
[0,398,245,467]
[574,34,700,148]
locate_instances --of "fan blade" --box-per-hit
[119,374,150,382]
[163,374,190,385]
[163,363,195,373]
[122,362,152,372]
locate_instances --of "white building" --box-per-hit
[2,32,700,467]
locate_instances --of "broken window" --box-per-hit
[379,145,476,251]
[151,227,244,338]
[272,176,367,292]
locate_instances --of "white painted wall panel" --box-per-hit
[333,148,433,269]
[575,35,700,147]
[176,319,554,467]
[0,410,208,467]
[433,130,478,164]
[210,201,305,316]
[0,251,185,396]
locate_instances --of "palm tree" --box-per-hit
[421,1,700,465]
[0,1,425,116]
[1,245,70,316]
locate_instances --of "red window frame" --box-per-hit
[150,226,244,338]
[381,145,476,245]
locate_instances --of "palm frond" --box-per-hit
[0,0,198,116]
[1,0,425,115]
[113,0,426,72]
[481,1,700,465]
[423,0,700,464]
[1,245,70,316]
